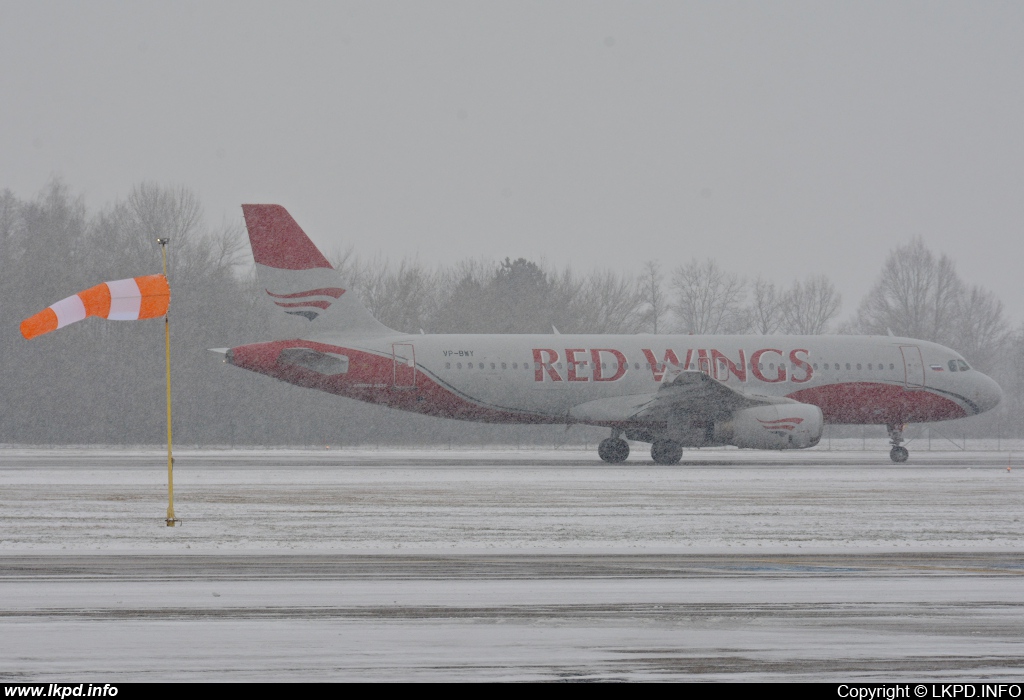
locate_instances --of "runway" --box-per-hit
[4,551,1024,580]
[1,447,1022,681]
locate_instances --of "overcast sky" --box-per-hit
[2,1,1022,325]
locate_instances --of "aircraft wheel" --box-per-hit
[890,446,909,463]
[651,439,683,465]
[598,437,629,464]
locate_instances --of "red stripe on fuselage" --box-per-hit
[228,340,561,425]
[786,382,968,424]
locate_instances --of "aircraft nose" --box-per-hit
[972,373,1003,414]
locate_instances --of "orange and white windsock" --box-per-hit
[20,274,170,340]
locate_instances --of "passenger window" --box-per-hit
[889,363,895,370]
[846,363,851,370]
[501,363,507,370]
[856,364,861,370]
[634,363,640,370]
[457,363,462,369]
[512,363,517,369]
[867,363,872,370]
[445,362,451,369]
[490,363,495,370]
[813,363,818,370]
[479,363,484,369]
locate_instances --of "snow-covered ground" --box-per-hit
[1,447,1022,681]
[1,445,1021,552]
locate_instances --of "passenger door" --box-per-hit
[900,345,925,389]
[392,343,416,389]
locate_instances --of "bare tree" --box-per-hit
[0,189,19,250]
[855,238,963,344]
[92,183,218,280]
[0,189,22,305]
[356,257,440,333]
[854,238,1011,371]
[749,277,785,335]
[1003,324,1024,421]
[953,285,1010,372]
[670,258,747,334]
[327,243,359,284]
[638,261,667,334]
[782,275,842,335]
[562,268,647,334]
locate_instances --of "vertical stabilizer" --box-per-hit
[242,204,392,336]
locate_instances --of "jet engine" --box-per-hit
[714,403,823,450]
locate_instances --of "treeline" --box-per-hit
[1,181,1020,445]
[338,253,846,338]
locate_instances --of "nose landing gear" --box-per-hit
[888,423,909,463]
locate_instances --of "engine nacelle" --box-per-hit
[714,403,823,450]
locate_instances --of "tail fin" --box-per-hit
[242,204,392,336]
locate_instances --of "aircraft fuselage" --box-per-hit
[228,332,1002,429]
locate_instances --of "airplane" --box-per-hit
[221,204,1004,464]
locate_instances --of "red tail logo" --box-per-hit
[266,288,345,321]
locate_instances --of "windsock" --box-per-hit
[20,274,170,340]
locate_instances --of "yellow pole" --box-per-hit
[158,238,178,526]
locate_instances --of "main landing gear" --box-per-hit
[888,423,909,463]
[598,434,630,464]
[651,439,683,466]
[598,430,684,466]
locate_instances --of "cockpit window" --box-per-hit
[957,359,970,371]
[948,360,959,372]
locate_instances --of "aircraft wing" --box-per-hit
[568,369,796,425]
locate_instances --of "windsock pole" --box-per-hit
[158,238,178,527]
